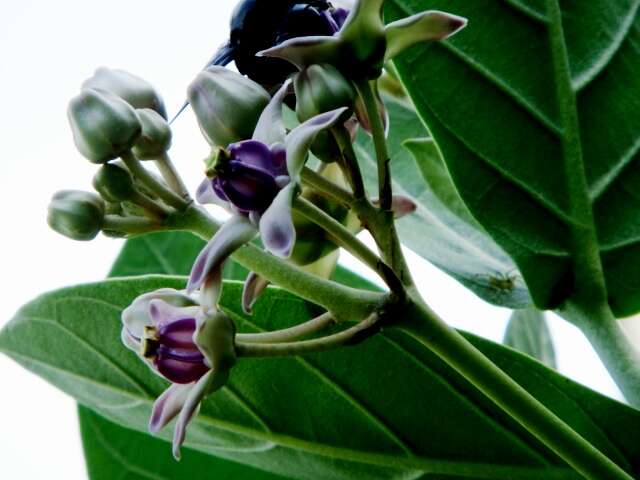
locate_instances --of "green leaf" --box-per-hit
[387,0,640,316]
[504,308,557,369]
[79,406,287,480]
[356,98,532,308]
[3,276,639,479]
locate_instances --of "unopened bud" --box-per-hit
[294,64,355,123]
[131,109,172,160]
[68,89,141,163]
[47,190,105,241]
[188,67,270,147]
[82,67,167,119]
[93,164,135,202]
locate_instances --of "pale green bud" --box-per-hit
[93,164,135,202]
[82,67,167,119]
[131,109,172,160]
[47,190,105,241]
[187,66,270,147]
[294,64,355,123]
[68,89,142,163]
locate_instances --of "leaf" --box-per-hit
[79,406,287,480]
[2,276,639,479]
[504,308,557,369]
[355,97,532,308]
[386,0,640,316]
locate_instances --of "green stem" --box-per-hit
[293,196,393,285]
[165,205,384,322]
[562,302,640,407]
[236,312,336,344]
[400,298,634,480]
[332,126,367,199]
[102,215,159,236]
[301,167,355,207]
[236,314,378,357]
[121,152,189,211]
[129,190,171,221]
[355,79,392,210]
[156,153,191,200]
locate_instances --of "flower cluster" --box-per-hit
[48,0,465,460]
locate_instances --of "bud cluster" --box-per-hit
[49,67,188,242]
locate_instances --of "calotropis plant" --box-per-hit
[4,1,640,479]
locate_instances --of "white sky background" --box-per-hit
[0,1,637,479]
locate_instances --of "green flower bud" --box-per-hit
[47,190,105,241]
[82,67,167,119]
[131,109,172,160]
[93,163,135,202]
[187,66,271,147]
[68,89,142,164]
[294,64,355,123]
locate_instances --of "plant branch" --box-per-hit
[236,312,337,344]
[121,152,190,211]
[102,215,159,236]
[399,297,634,480]
[293,196,400,289]
[301,167,355,207]
[236,313,379,357]
[355,79,392,210]
[156,153,191,200]
[332,126,367,199]
[561,302,640,407]
[164,205,384,322]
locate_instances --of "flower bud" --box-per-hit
[131,109,172,160]
[82,67,167,119]
[93,163,135,202]
[47,190,105,241]
[188,67,270,147]
[68,89,142,163]
[294,64,355,123]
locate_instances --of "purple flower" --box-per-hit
[190,80,348,299]
[122,289,236,459]
[198,140,289,216]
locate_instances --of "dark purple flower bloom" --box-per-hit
[122,289,236,459]
[198,140,289,216]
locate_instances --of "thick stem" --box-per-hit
[236,314,379,357]
[164,205,383,322]
[236,312,336,344]
[400,298,634,480]
[301,167,355,207]
[562,302,640,407]
[355,80,392,210]
[156,153,191,199]
[122,152,189,211]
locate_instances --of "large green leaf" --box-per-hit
[504,308,557,369]
[356,98,531,308]
[2,276,639,479]
[387,0,640,315]
[79,406,286,480]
